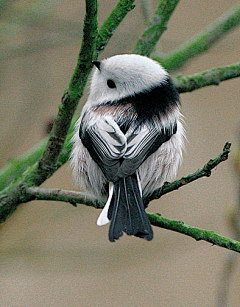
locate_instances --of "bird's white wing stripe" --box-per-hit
[124,127,158,159]
[88,120,127,159]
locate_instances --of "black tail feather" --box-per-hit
[108,173,153,242]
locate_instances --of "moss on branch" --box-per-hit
[143,142,231,203]
[147,214,240,253]
[0,0,98,222]
[173,62,240,93]
[96,0,135,54]
[32,0,98,187]
[133,0,180,56]
[155,4,240,71]
[15,142,238,253]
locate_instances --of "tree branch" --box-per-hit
[23,186,103,209]
[15,142,236,252]
[26,0,98,188]
[21,142,231,207]
[173,62,240,93]
[144,142,231,203]
[19,143,239,253]
[0,0,98,222]
[133,0,180,56]
[154,3,240,71]
[96,0,135,55]
[147,214,240,253]
[20,186,240,253]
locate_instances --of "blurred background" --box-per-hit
[1,0,240,306]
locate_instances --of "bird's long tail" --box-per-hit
[100,173,153,242]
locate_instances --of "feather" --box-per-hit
[97,182,114,226]
[80,116,127,182]
[117,123,177,178]
[108,173,153,242]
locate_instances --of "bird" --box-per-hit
[70,54,185,242]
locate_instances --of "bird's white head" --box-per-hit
[88,54,169,105]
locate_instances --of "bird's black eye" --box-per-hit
[107,79,116,89]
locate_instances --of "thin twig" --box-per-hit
[96,0,135,55]
[21,143,240,253]
[173,62,240,94]
[147,214,240,253]
[21,142,231,207]
[133,0,180,56]
[24,186,103,209]
[154,3,240,71]
[140,0,153,23]
[143,142,231,204]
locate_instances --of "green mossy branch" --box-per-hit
[0,0,98,222]
[174,62,240,93]
[0,138,47,191]
[96,0,135,55]
[147,214,240,253]
[155,3,240,71]
[18,142,238,253]
[144,142,231,204]
[27,0,98,188]
[20,187,240,253]
[133,0,180,56]
[20,142,231,208]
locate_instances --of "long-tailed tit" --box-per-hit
[71,54,185,242]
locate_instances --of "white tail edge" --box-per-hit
[97,182,114,226]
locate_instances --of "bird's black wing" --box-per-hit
[117,122,177,178]
[80,116,127,182]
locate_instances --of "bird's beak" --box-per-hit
[92,60,101,71]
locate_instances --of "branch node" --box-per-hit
[70,201,78,207]
[177,220,184,225]
[205,170,212,177]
